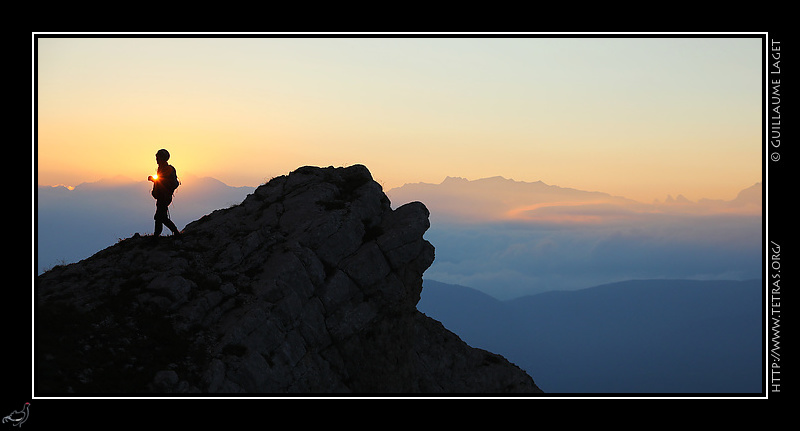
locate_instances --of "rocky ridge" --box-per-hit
[36,165,541,394]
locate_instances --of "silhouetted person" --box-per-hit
[148,149,180,237]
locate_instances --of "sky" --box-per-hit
[35,35,763,203]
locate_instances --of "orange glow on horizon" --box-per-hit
[505,200,614,221]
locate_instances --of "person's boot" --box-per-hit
[165,220,180,237]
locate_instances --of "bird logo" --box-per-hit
[2,403,29,427]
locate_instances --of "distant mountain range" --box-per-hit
[387,176,762,224]
[418,278,762,394]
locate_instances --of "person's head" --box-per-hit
[156,149,170,164]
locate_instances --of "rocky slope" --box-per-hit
[36,165,541,394]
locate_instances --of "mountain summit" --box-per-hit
[36,165,540,394]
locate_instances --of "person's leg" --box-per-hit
[164,218,179,235]
[155,200,179,236]
[154,202,167,236]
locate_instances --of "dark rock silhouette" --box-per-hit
[36,165,541,394]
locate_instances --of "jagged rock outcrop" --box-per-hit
[36,165,541,394]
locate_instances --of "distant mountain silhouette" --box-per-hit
[387,176,762,223]
[387,176,640,223]
[418,279,762,393]
[695,182,762,210]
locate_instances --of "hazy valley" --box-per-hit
[418,278,762,393]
